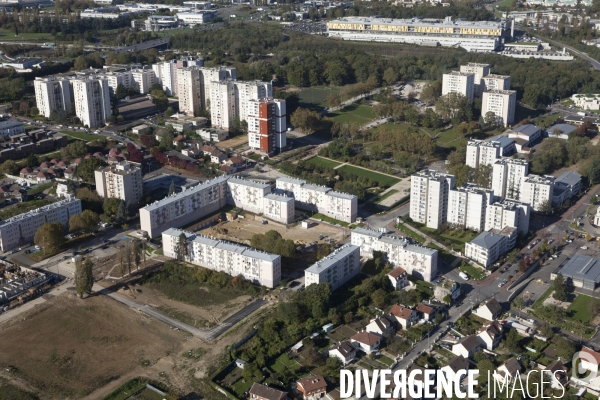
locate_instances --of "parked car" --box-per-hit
[581,246,588,250]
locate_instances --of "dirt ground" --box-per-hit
[198,217,348,245]
[0,289,272,400]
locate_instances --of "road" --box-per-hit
[526,29,600,71]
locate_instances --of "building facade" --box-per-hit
[34,77,73,118]
[442,71,475,102]
[71,77,111,128]
[447,184,494,232]
[481,90,517,126]
[464,227,517,267]
[484,199,530,235]
[409,169,455,229]
[520,174,554,211]
[480,74,511,96]
[491,158,529,200]
[177,67,202,115]
[465,140,501,169]
[247,98,287,152]
[94,162,143,205]
[304,244,361,291]
[460,63,491,95]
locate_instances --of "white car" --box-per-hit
[581,246,588,250]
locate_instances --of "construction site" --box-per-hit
[0,262,49,310]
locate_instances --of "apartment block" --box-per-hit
[226,177,271,214]
[442,71,475,102]
[0,198,82,252]
[484,199,530,235]
[465,227,517,267]
[247,98,287,152]
[465,140,501,168]
[460,63,491,95]
[210,80,237,130]
[447,184,494,232]
[177,67,202,115]
[304,245,360,291]
[263,193,295,224]
[34,77,73,118]
[409,170,455,230]
[275,177,358,223]
[351,228,438,282]
[481,90,517,126]
[480,74,511,96]
[491,158,529,200]
[235,80,272,122]
[198,66,236,109]
[94,162,143,205]
[71,77,111,128]
[553,171,582,207]
[162,228,281,288]
[101,71,133,96]
[130,67,156,94]
[520,174,554,211]
[152,60,178,96]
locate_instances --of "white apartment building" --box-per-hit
[275,177,358,223]
[351,228,438,282]
[484,199,530,235]
[235,81,273,125]
[263,193,295,224]
[460,63,491,95]
[409,170,455,230]
[198,66,236,110]
[442,71,475,102]
[152,60,178,96]
[465,140,501,168]
[571,94,600,110]
[130,68,156,94]
[94,162,143,205]
[0,198,82,253]
[226,177,271,214]
[162,228,281,288]
[177,67,202,115]
[247,98,287,152]
[481,90,517,126]
[34,77,73,118]
[491,158,529,200]
[304,244,360,291]
[101,71,133,96]
[480,74,511,96]
[210,80,237,130]
[465,227,517,267]
[447,184,494,232]
[520,174,554,211]
[71,77,111,128]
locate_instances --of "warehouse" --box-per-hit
[553,255,600,290]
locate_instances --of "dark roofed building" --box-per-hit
[555,255,600,290]
[249,383,287,400]
[297,376,327,400]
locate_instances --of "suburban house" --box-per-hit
[473,298,503,321]
[546,360,569,389]
[579,347,600,374]
[389,304,419,329]
[210,149,227,164]
[249,383,288,400]
[328,341,356,366]
[495,357,521,383]
[416,303,439,322]
[296,376,327,400]
[440,356,469,383]
[452,335,482,359]
[351,332,381,354]
[365,315,395,336]
[477,321,503,350]
[388,267,409,290]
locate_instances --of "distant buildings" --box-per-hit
[162,228,281,288]
[0,120,25,138]
[94,162,143,205]
[304,244,360,291]
[571,93,600,110]
[0,198,82,252]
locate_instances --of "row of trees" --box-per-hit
[250,230,296,259]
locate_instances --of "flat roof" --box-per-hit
[328,16,507,29]
[227,176,270,190]
[327,190,356,200]
[559,255,600,283]
[555,171,581,186]
[305,244,359,274]
[0,198,80,227]
[276,176,306,185]
[488,136,515,147]
[512,124,541,137]
[303,184,331,193]
[548,124,577,135]
[143,176,228,212]
[352,227,383,238]
[264,193,293,202]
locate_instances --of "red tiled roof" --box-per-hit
[351,331,380,345]
[390,304,414,320]
[297,376,327,393]
[416,303,434,315]
[388,267,407,278]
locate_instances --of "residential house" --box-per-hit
[211,149,227,164]
[365,316,394,336]
[474,298,503,321]
[389,304,418,329]
[388,267,409,290]
[477,320,503,350]
[452,335,482,359]
[328,341,356,366]
[223,156,244,167]
[416,303,438,322]
[579,347,600,374]
[546,360,569,389]
[249,383,288,400]
[297,376,327,400]
[440,356,469,383]
[350,332,381,354]
[495,357,521,383]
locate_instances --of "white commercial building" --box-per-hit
[351,228,438,282]
[460,63,491,95]
[34,76,73,118]
[481,90,517,126]
[520,174,554,212]
[162,228,281,288]
[0,198,82,253]
[95,162,143,205]
[465,140,501,169]
[275,177,358,223]
[327,17,512,52]
[71,76,111,128]
[176,10,217,24]
[447,184,494,232]
[491,158,529,200]
[409,169,455,230]
[571,94,600,110]
[442,71,475,102]
[304,244,360,291]
[484,199,530,235]
[464,227,517,268]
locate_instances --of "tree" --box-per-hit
[103,198,121,221]
[553,274,567,301]
[537,200,553,214]
[81,210,100,233]
[25,154,39,168]
[75,158,106,183]
[484,111,497,126]
[168,180,176,196]
[344,312,353,324]
[150,87,168,110]
[34,222,65,253]
[115,83,127,100]
[0,160,19,175]
[513,296,525,310]
[74,256,94,299]
[69,214,86,234]
[132,240,142,270]
[383,67,398,86]
[420,81,442,105]
[371,289,387,308]
[175,232,189,261]
[116,200,127,223]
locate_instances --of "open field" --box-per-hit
[567,294,594,323]
[60,130,101,142]
[458,262,486,281]
[327,104,376,125]
[337,165,400,187]
[306,156,341,169]
[0,29,54,41]
[295,86,340,107]
[0,293,185,399]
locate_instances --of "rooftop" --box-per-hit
[328,16,507,29]
[555,170,581,186]
[512,124,541,137]
[469,230,505,250]
[558,255,600,284]
[142,176,228,212]
[0,120,24,130]
[276,176,306,186]
[249,383,287,400]
[228,176,270,190]
[547,123,577,135]
[305,245,359,274]
[0,198,81,227]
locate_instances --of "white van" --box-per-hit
[459,272,469,281]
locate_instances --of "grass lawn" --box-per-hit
[567,294,595,323]
[327,104,376,125]
[427,243,457,265]
[337,165,400,187]
[328,325,356,342]
[27,182,53,196]
[535,113,561,128]
[312,212,349,227]
[231,377,254,398]
[60,130,99,142]
[101,378,149,400]
[374,189,399,204]
[296,86,340,107]
[458,262,487,281]
[378,355,395,367]
[268,353,299,374]
[0,28,54,41]
[533,287,554,308]
[395,223,426,244]
[306,156,342,169]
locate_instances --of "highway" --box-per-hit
[525,28,600,71]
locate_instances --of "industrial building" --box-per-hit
[0,198,82,253]
[162,228,281,288]
[304,244,360,291]
[94,162,143,205]
[553,255,600,290]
